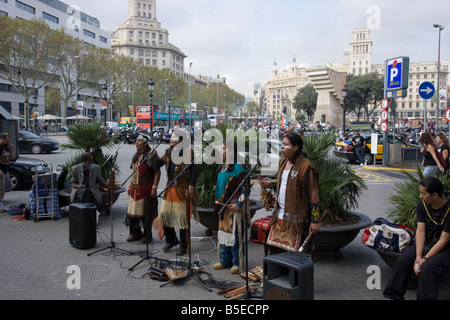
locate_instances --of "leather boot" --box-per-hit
[127,229,143,242]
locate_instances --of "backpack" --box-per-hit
[8,205,23,216]
[362,218,415,253]
[436,151,447,169]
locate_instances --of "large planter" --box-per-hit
[58,187,126,213]
[314,211,372,259]
[197,200,263,236]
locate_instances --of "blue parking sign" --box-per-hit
[386,57,409,91]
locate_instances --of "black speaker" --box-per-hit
[263,252,314,300]
[69,203,97,249]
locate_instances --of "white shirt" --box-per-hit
[277,169,290,220]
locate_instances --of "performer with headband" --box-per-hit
[125,135,161,243]
[213,140,251,274]
[156,130,198,255]
[259,132,320,255]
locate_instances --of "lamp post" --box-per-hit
[433,24,444,132]
[102,84,108,126]
[148,79,155,131]
[168,97,172,131]
[342,85,348,133]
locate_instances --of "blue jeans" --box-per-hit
[355,147,365,164]
[423,165,438,178]
[219,228,240,267]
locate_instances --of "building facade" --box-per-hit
[0,0,112,120]
[0,0,111,49]
[259,27,449,125]
[111,0,187,79]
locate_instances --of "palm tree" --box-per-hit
[387,168,450,228]
[303,131,367,225]
[61,121,119,181]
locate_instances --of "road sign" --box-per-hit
[446,108,450,122]
[380,121,388,133]
[382,98,389,110]
[101,99,108,109]
[419,82,435,100]
[386,57,409,93]
[381,110,389,122]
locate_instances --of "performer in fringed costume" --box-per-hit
[260,132,321,255]
[125,135,161,243]
[156,130,198,255]
[213,141,251,275]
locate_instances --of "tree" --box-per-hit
[345,73,384,121]
[293,84,318,122]
[0,17,58,127]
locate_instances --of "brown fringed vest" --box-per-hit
[270,155,319,231]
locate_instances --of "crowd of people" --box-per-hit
[419,131,450,177]
[2,122,450,300]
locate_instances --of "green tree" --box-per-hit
[345,73,384,121]
[0,17,58,127]
[293,83,318,121]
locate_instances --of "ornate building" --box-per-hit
[111,0,187,79]
[259,28,450,124]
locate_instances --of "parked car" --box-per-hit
[18,130,59,154]
[333,134,421,165]
[8,158,49,191]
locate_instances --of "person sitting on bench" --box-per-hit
[70,152,106,208]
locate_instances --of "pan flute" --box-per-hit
[164,268,188,282]
[240,266,263,282]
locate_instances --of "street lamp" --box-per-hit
[342,85,348,133]
[102,84,108,125]
[168,97,172,131]
[434,24,444,132]
[148,79,155,131]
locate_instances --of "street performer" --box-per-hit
[125,135,161,243]
[213,140,251,274]
[259,132,320,255]
[156,130,198,255]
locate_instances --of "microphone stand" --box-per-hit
[217,158,264,300]
[158,147,212,292]
[88,140,126,257]
[126,141,163,271]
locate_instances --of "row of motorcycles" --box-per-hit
[337,127,449,146]
[108,125,173,144]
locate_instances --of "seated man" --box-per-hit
[70,152,106,208]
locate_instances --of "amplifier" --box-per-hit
[251,216,272,244]
[263,252,314,300]
[69,203,97,249]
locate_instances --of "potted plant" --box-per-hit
[58,121,125,211]
[302,131,371,259]
[195,123,263,235]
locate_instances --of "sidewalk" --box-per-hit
[0,161,448,301]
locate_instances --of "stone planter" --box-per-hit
[58,187,126,213]
[197,200,263,236]
[314,211,372,259]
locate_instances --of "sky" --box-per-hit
[67,0,450,97]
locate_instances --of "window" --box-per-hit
[42,12,59,24]
[15,0,35,14]
[83,29,95,39]
[99,36,107,44]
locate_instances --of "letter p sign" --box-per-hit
[390,68,398,82]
